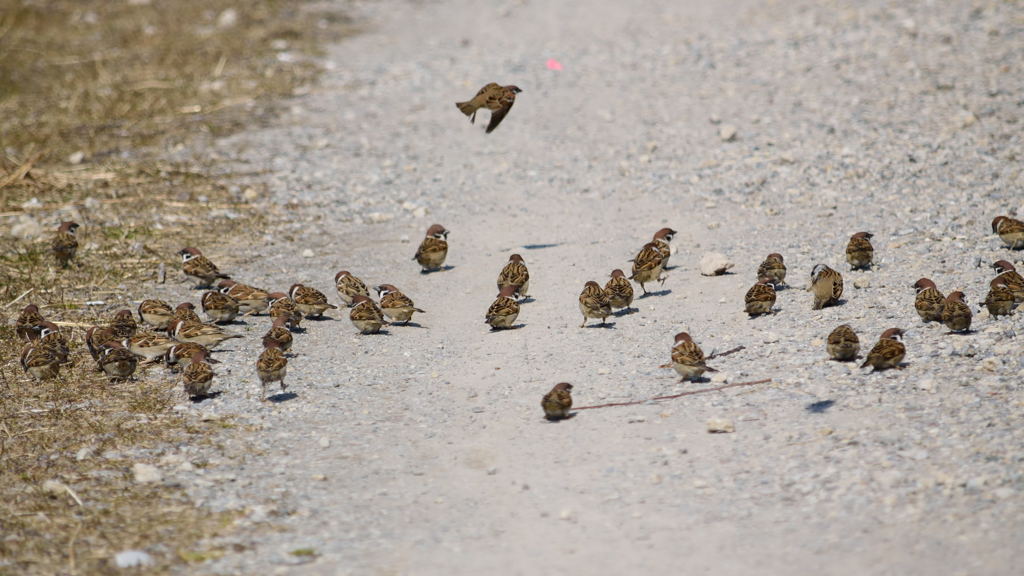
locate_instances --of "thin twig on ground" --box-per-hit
[706,345,746,360]
[573,378,772,411]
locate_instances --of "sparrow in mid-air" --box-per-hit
[809,264,843,310]
[941,291,972,333]
[137,299,175,330]
[845,232,874,270]
[289,284,338,318]
[179,247,229,288]
[541,382,573,421]
[984,278,1016,317]
[218,280,270,315]
[485,286,520,330]
[651,228,677,268]
[455,83,522,134]
[497,254,530,299]
[108,309,139,340]
[992,260,1024,302]
[52,221,79,268]
[756,253,787,286]
[15,304,46,341]
[670,332,718,382]
[630,242,667,295]
[375,284,425,324]
[182,349,215,399]
[257,342,289,400]
[98,343,139,382]
[334,270,371,307]
[604,269,635,313]
[349,295,386,334]
[826,324,860,362]
[262,316,294,353]
[912,278,945,322]
[861,328,906,371]
[201,290,240,324]
[414,224,449,272]
[578,281,611,327]
[744,278,777,316]
[992,215,1024,250]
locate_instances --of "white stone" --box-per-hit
[706,418,735,433]
[301,249,314,258]
[216,8,238,28]
[132,463,162,484]
[114,550,154,568]
[318,436,331,448]
[719,124,738,142]
[699,252,734,276]
[853,277,870,289]
[68,151,85,165]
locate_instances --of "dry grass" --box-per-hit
[0,0,350,572]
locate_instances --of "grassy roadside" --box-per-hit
[0,1,351,572]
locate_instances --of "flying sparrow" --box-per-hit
[217,279,270,315]
[122,331,176,363]
[98,342,139,382]
[182,349,215,399]
[670,332,718,382]
[289,284,338,318]
[52,221,79,268]
[485,285,520,330]
[756,253,787,286]
[912,278,945,322]
[604,269,635,313]
[334,270,371,307]
[455,83,522,133]
[992,215,1024,250]
[108,309,139,340]
[165,342,214,373]
[262,316,294,353]
[178,247,229,288]
[268,292,303,330]
[651,228,677,268]
[257,342,289,400]
[861,328,906,371]
[349,294,386,334]
[138,299,175,330]
[984,278,1016,317]
[941,291,972,333]
[15,304,46,341]
[497,254,530,299]
[201,290,240,324]
[375,284,425,324]
[992,260,1024,302]
[826,324,860,362]
[745,278,777,316]
[20,343,61,380]
[578,281,612,327]
[630,242,667,295]
[86,325,119,364]
[809,264,843,310]
[541,382,573,421]
[168,318,243,349]
[174,302,203,324]
[845,232,874,270]
[414,224,449,272]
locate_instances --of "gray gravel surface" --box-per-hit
[148,0,1024,573]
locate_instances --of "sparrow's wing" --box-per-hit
[485,100,514,134]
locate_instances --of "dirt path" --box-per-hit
[176,0,1023,573]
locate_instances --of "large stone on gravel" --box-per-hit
[700,252,734,276]
[707,418,735,433]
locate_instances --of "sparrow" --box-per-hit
[168,318,243,349]
[268,292,303,330]
[37,322,70,364]
[15,304,46,341]
[630,242,667,295]
[182,349,215,399]
[262,316,294,353]
[992,260,1024,302]
[86,325,119,364]
[912,278,945,322]
[845,232,874,270]
[541,382,573,421]
[52,221,79,268]
[604,269,635,313]
[651,228,677,268]
[744,278,777,316]
[165,342,214,373]
[217,279,270,315]
[941,291,972,333]
[578,281,612,327]
[257,342,289,400]
[349,295,386,334]
[992,215,1024,250]
[455,83,522,133]
[670,332,718,381]
[98,343,139,382]
[414,224,449,272]
[334,270,371,307]
[497,254,530,299]
[174,302,203,324]
[984,278,1016,317]
[122,331,176,363]
[107,309,138,340]
[178,247,229,288]
[485,285,520,330]
[201,290,240,324]
[137,299,175,330]
[809,264,843,310]
[826,324,860,362]
[375,284,425,324]
[861,328,906,371]
[289,284,337,318]
[20,343,61,380]
[756,253,787,286]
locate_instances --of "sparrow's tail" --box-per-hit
[455,101,475,117]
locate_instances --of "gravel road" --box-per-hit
[154,0,1023,573]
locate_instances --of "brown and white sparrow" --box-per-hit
[826,324,860,362]
[168,318,243,349]
[201,290,240,324]
[651,228,677,268]
[670,332,718,381]
[756,253,787,286]
[178,247,229,288]
[578,281,611,327]
[630,242,667,295]
[165,342,214,373]
[861,328,906,371]
[138,299,175,330]
[289,284,337,318]
[349,295,386,334]
[809,264,843,310]
[941,291,972,333]
[375,284,425,324]
[984,278,1016,317]
[52,221,79,268]
[497,254,530,299]
[992,215,1024,250]
[15,304,46,341]
[174,302,203,324]
[414,224,449,272]
[86,325,119,364]
[912,278,945,322]
[262,316,294,353]
[123,331,176,363]
[217,279,270,315]
[485,285,520,330]
[744,278,777,316]
[257,342,288,400]
[541,382,573,421]
[37,322,70,364]
[108,309,138,340]
[604,269,635,313]
[455,83,522,133]
[268,292,303,330]
[98,343,139,382]
[334,270,371,307]
[845,232,874,270]
[992,260,1024,302]
[182,349,215,398]
[21,343,61,380]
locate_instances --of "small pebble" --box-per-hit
[114,550,155,569]
[706,418,735,433]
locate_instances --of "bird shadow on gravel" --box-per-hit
[489,325,526,332]
[189,391,224,403]
[390,322,427,328]
[420,265,456,274]
[805,400,836,413]
[613,308,636,317]
[521,243,562,250]
[639,289,672,298]
[267,392,298,403]
[583,322,617,329]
